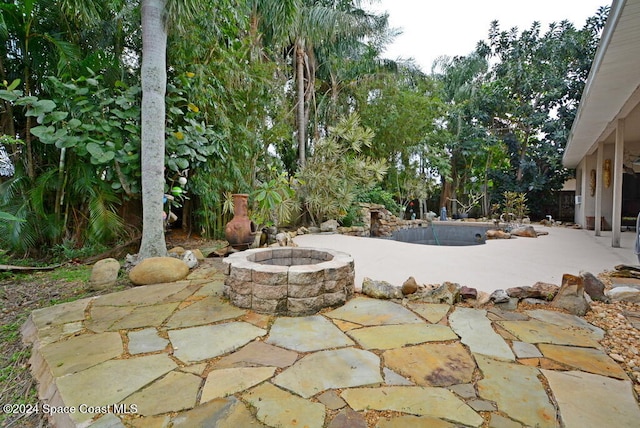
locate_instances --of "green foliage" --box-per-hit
[251,167,298,228]
[297,113,387,225]
[357,186,400,214]
[501,191,529,221]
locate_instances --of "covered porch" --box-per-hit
[563,0,640,247]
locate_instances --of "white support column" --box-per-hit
[595,141,604,236]
[580,157,588,227]
[612,119,625,247]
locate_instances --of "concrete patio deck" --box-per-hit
[294,225,640,293]
[19,226,640,427]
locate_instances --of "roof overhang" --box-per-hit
[563,0,640,168]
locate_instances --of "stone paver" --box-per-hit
[475,354,557,428]
[377,415,458,428]
[201,366,276,401]
[243,382,325,427]
[406,302,451,323]
[127,328,169,355]
[165,295,245,328]
[526,308,605,339]
[496,319,601,348]
[383,342,475,387]
[213,341,298,369]
[449,307,515,361]
[266,315,354,352]
[273,348,383,398]
[538,343,628,379]
[543,370,640,428]
[20,264,640,428]
[39,332,122,376]
[341,386,484,427]
[56,354,176,423]
[325,297,423,325]
[347,323,457,349]
[168,322,266,363]
[126,370,202,415]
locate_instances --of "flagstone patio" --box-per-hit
[21,259,640,427]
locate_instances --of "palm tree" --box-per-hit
[137,0,168,259]
[138,0,198,259]
[289,0,387,167]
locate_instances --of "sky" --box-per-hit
[369,0,610,72]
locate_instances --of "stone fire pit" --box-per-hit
[222,247,355,316]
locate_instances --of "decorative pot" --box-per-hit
[225,194,257,250]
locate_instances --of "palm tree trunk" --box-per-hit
[138,0,168,259]
[295,39,306,168]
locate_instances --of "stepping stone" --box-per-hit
[448,383,476,399]
[317,390,347,410]
[39,331,123,376]
[127,371,202,415]
[273,348,382,398]
[406,302,451,323]
[526,309,604,339]
[383,342,475,387]
[542,370,640,427]
[325,297,423,326]
[128,328,169,354]
[168,322,266,363]
[512,341,543,359]
[496,319,601,348]
[266,315,353,352]
[341,386,483,427]
[327,408,367,428]
[347,323,457,350]
[200,366,276,402]
[488,307,529,321]
[56,354,176,424]
[475,355,556,428]
[165,295,245,328]
[91,281,194,307]
[88,413,125,427]
[449,307,515,361]
[377,415,458,428]
[383,367,414,386]
[243,382,325,427]
[489,414,523,428]
[538,344,628,379]
[29,298,90,328]
[109,302,179,330]
[213,341,298,369]
[86,305,134,333]
[169,397,261,427]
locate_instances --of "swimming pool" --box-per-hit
[387,222,493,246]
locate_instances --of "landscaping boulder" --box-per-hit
[401,277,419,295]
[507,282,558,300]
[580,271,609,302]
[89,258,121,291]
[129,257,190,286]
[183,250,199,269]
[320,219,339,233]
[511,226,538,238]
[409,282,460,304]
[486,229,511,239]
[362,277,403,299]
[607,286,640,303]
[460,286,478,300]
[489,289,510,303]
[551,273,590,316]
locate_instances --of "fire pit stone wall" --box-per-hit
[222,247,355,316]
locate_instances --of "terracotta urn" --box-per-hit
[225,194,257,249]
